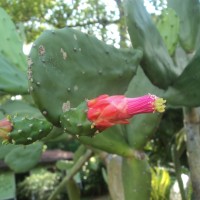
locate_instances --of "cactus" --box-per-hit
[0,115,53,145]
[1,0,200,199]
[4,142,43,173]
[79,126,135,157]
[0,8,26,71]
[122,157,151,199]
[0,8,28,95]
[124,0,178,89]
[0,54,28,94]
[168,0,200,52]
[164,47,200,107]
[28,28,142,125]
[156,8,180,56]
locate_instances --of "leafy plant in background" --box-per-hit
[151,167,171,200]
[0,0,200,199]
[17,169,61,200]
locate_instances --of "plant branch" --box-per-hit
[184,107,200,200]
[47,149,93,200]
[67,19,120,28]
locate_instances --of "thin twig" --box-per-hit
[48,149,93,200]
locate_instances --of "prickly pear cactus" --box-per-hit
[122,157,151,199]
[6,115,53,144]
[164,47,200,107]
[60,102,95,137]
[0,7,26,71]
[4,142,43,173]
[168,0,200,52]
[0,8,28,95]
[156,8,180,56]
[28,28,142,125]
[0,54,28,94]
[124,0,178,89]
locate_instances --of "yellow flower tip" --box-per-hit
[154,98,166,113]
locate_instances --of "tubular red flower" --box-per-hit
[87,94,166,131]
[0,118,12,140]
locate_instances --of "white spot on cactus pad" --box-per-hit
[39,45,45,55]
[60,48,67,60]
[27,57,33,67]
[62,101,71,112]
[74,34,77,40]
[74,85,78,91]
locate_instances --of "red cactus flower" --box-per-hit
[87,94,166,131]
[0,118,12,140]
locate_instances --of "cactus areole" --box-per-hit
[60,94,166,137]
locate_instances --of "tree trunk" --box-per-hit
[184,107,200,200]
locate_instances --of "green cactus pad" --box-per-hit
[4,142,43,173]
[156,8,180,56]
[79,125,134,157]
[0,8,26,71]
[122,157,151,200]
[0,54,28,94]
[7,115,53,145]
[168,0,200,52]
[0,99,41,117]
[29,28,142,125]
[60,101,96,137]
[124,0,178,89]
[164,47,200,107]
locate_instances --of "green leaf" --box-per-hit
[4,142,43,173]
[164,47,200,107]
